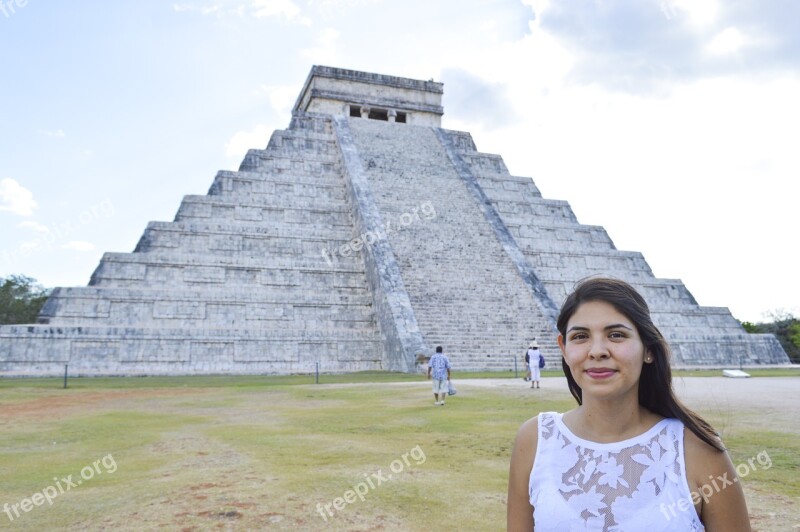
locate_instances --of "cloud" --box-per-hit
[40,129,66,138]
[260,84,299,116]
[707,27,745,55]
[18,220,50,233]
[61,241,95,252]
[173,1,310,22]
[252,0,309,23]
[533,0,800,93]
[0,178,37,216]
[662,0,719,26]
[225,124,272,162]
[301,28,340,63]
[173,3,223,15]
[20,241,41,253]
[440,69,514,130]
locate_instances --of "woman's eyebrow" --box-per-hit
[566,324,633,333]
[566,326,588,333]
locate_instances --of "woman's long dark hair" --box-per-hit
[557,277,724,452]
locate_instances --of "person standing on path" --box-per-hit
[427,345,451,406]
[528,341,542,389]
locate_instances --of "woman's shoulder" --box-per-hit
[682,424,730,488]
[683,426,726,464]
[516,411,567,442]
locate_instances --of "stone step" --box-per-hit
[0,324,384,374]
[45,311,377,329]
[237,151,340,174]
[88,252,367,288]
[266,130,339,153]
[135,221,354,255]
[457,151,512,177]
[477,176,543,200]
[491,197,580,223]
[266,128,336,147]
[232,167,346,187]
[289,112,334,134]
[208,173,346,202]
[507,222,615,250]
[41,285,371,311]
[239,147,339,172]
[175,195,350,226]
[149,219,353,238]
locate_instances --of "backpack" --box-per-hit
[538,353,545,369]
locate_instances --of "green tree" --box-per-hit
[790,323,800,350]
[741,310,800,364]
[740,321,760,334]
[0,275,51,325]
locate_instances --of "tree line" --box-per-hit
[741,311,800,364]
[0,275,50,325]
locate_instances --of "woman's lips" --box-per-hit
[586,368,617,379]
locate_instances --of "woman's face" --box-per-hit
[558,300,651,402]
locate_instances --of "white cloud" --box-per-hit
[301,28,340,64]
[260,84,299,116]
[252,0,311,24]
[18,220,50,233]
[40,129,66,138]
[664,0,719,26]
[708,27,746,55]
[61,241,95,252]
[173,3,222,15]
[173,0,310,22]
[224,124,272,162]
[20,240,41,253]
[0,178,37,216]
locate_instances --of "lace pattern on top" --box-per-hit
[529,412,704,532]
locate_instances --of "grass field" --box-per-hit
[1,371,798,530]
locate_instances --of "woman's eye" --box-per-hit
[570,333,588,341]
[609,331,626,339]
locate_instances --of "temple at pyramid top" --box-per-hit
[293,66,445,126]
[0,65,790,376]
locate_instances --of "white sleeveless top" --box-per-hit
[529,412,704,531]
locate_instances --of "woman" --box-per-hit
[507,277,750,531]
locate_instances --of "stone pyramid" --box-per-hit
[0,66,789,375]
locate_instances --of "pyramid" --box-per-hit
[0,66,789,375]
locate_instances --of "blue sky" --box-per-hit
[1,0,797,323]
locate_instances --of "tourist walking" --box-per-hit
[508,277,750,530]
[523,344,532,381]
[527,341,542,389]
[427,345,451,406]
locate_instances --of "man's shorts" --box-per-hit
[432,378,448,394]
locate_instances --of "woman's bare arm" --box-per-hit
[685,431,751,531]
[507,416,538,531]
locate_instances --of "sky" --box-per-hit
[0,0,797,323]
